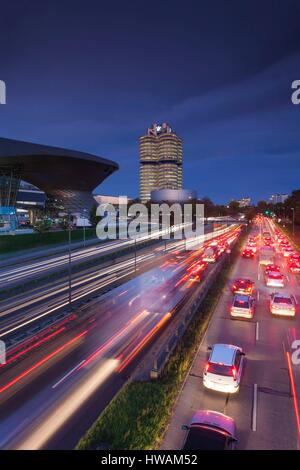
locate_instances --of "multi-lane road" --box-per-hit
[0,224,240,449]
[161,217,300,450]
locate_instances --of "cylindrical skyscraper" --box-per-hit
[139,123,183,202]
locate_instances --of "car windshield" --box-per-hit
[274,297,292,305]
[183,427,228,450]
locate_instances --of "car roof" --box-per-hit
[210,344,239,365]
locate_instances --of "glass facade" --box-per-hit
[0,165,22,208]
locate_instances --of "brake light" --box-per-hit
[205,363,210,374]
[231,366,237,380]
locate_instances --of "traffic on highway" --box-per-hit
[162,216,300,450]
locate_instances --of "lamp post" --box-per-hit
[68,213,72,307]
[291,208,295,236]
[83,209,87,248]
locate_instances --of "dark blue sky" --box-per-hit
[0,0,300,203]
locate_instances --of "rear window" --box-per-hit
[208,363,233,376]
[268,273,282,278]
[234,298,250,308]
[274,297,292,305]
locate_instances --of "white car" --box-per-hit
[282,246,294,258]
[265,271,285,288]
[203,344,245,394]
[270,292,297,317]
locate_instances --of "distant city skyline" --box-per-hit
[0,1,300,203]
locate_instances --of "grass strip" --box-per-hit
[76,226,249,450]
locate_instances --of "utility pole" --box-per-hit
[68,213,72,307]
[83,209,87,247]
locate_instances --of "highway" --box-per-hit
[161,217,300,450]
[0,224,189,288]
[0,225,240,449]
[0,223,231,341]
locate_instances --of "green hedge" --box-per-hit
[0,228,96,254]
[76,226,249,450]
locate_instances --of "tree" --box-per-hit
[89,203,101,226]
[228,200,240,216]
[256,200,268,213]
[34,220,51,233]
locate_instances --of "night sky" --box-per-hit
[0,0,300,203]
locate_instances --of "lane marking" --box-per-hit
[286,351,300,448]
[52,360,85,389]
[252,383,258,431]
[257,290,259,301]
[255,322,259,342]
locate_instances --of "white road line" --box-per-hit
[252,383,258,431]
[255,322,259,342]
[52,360,85,389]
[257,290,260,302]
[286,274,290,283]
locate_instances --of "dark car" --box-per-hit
[182,410,237,450]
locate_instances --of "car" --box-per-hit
[242,248,255,258]
[288,253,300,263]
[265,271,285,287]
[263,235,273,245]
[202,246,219,263]
[259,246,275,265]
[279,240,290,250]
[181,410,237,450]
[265,264,281,275]
[262,231,271,239]
[288,261,300,274]
[282,246,294,258]
[230,294,255,319]
[231,278,254,295]
[188,262,207,281]
[270,292,297,317]
[246,243,257,253]
[203,343,245,393]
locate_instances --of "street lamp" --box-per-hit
[67,213,72,307]
[82,208,87,248]
[291,208,295,236]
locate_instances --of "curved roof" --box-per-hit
[0,137,119,192]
